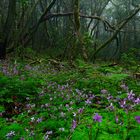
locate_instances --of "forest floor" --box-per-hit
[0,59,140,140]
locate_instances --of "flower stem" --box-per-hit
[94,127,99,140]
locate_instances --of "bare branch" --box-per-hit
[42,12,115,30]
[92,5,140,62]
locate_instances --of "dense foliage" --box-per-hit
[0,59,140,140]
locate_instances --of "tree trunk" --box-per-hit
[72,0,88,61]
[0,0,16,59]
[0,42,6,59]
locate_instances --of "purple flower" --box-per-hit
[85,99,92,105]
[39,91,45,97]
[107,95,113,100]
[100,89,108,94]
[36,118,42,123]
[26,104,31,109]
[93,113,102,122]
[0,112,3,117]
[116,116,119,123]
[135,116,140,123]
[61,86,65,90]
[120,84,128,91]
[72,120,77,130]
[107,103,114,110]
[134,98,140,104]
[127,90,135,100]
[89,95,95,100]
[119,100,126,108]
[65,104,69,107]
[78,108,84,114]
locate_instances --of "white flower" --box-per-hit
[46,131,53,135]
[6,131,15,138]
[59,128,65,131]
[31,117,35,122]
[73,112,76,117]
[60,112,65,117]
[44,135,49,140]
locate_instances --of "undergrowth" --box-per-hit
[0,59,140,140]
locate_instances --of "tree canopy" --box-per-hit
[0,0,140,61]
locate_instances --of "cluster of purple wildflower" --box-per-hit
[93,113,102,122]
[0,62,33,76]
[71,120,77,130]
[135,116,140,123]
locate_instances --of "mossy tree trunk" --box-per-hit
[70,0,88,61]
